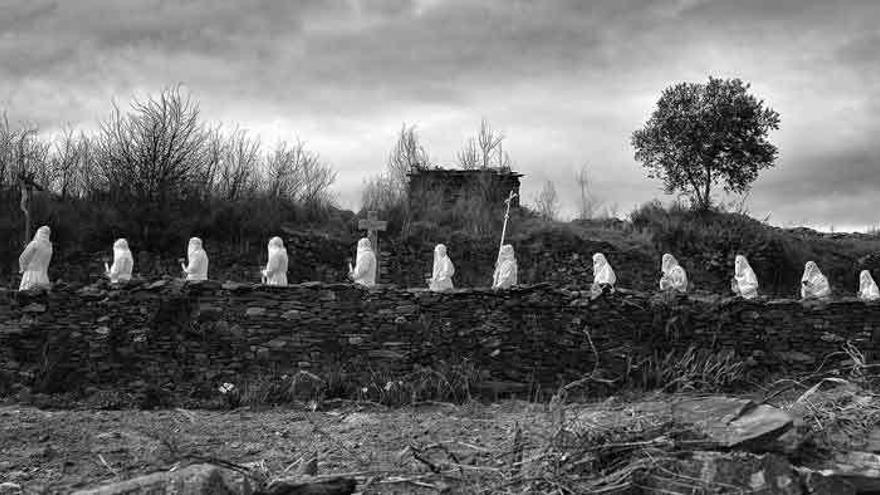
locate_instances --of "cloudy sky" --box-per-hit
[2,0,878,230]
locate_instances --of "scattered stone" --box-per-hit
[673,397,793,450]
[263,476,356,495]
[647,452,800,495]
[795,467,856,494]
[72,464,235,494]
[0,482,22,494]
[818,451,880,493]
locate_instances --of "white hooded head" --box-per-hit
[734,255,757,282]
[113,238,132,259]
[268,236,284,251]
[859,270,880,300]
[188,237,203,256]
[592,252,616,286]
[35,225,51,243]
[357,237,372,253]
[499,244,515,262]
[802,261,822,282]
[661,253,679,274]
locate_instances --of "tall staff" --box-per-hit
[498,189,518,256]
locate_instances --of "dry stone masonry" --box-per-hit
[0,280,878,406]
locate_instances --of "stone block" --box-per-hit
[21,303,46,313]
[245,307,266,317]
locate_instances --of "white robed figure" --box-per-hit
[731,254,759,299]
[349,237,377,287]
[858,270,879,301]
[181,237,209,281]
[659,253,688,293]
[262,236,288,286]
[105,238,134,283]
[18,225,53,291]
[591,253,616,289]
[492,244,517,289]
[800,261,830,299]
[428,243,455,291]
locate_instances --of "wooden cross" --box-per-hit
[358,210,388,279]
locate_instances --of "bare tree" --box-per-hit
[361,173,401,213]
[203,126,262,201]
[458,118,511,170]
[96,86,208,204]
[264,139,336,206]
[534,179,559,221]
[387,123,430,187]
[574,164,602,220]
[361,123,431,212]
[49,126,98,199]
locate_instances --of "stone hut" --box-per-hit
[407,167,523,210]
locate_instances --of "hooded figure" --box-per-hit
[592,253,616,288]
[262,236,289,286]
[800,261,830,299]
[349,237,377,287]
[858,270,880,301]
[106,238,134,283]
[18,225,53,291]
[731,255,759,299]
[181,237,209,281]
[492,244,517,289]
[428,243,455,291]
[659,253,688,293]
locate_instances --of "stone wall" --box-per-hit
[1,281,878,406]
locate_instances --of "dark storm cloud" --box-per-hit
[1,0,879,229]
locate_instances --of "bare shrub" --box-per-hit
[264,139,336,208]
[96,86,207,204]
[533,179,559,221]
[457,118,511,170]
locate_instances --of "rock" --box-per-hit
[795,468,856,495]
[21,303,46,313]
[867,428,880,453]
[264,476,356,495]
[673,397,793,450]
[0,482,22,494]
[817,451,880,493]
[645,452,800,494]
[777,351,816,365]
[72,464,235,494]
[245,307,266,317]
[282,310,302,320]
[673,396,754,426]
[266,338,287,349]
[724,405,794,450]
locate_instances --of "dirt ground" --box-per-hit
[0,397,673,494]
